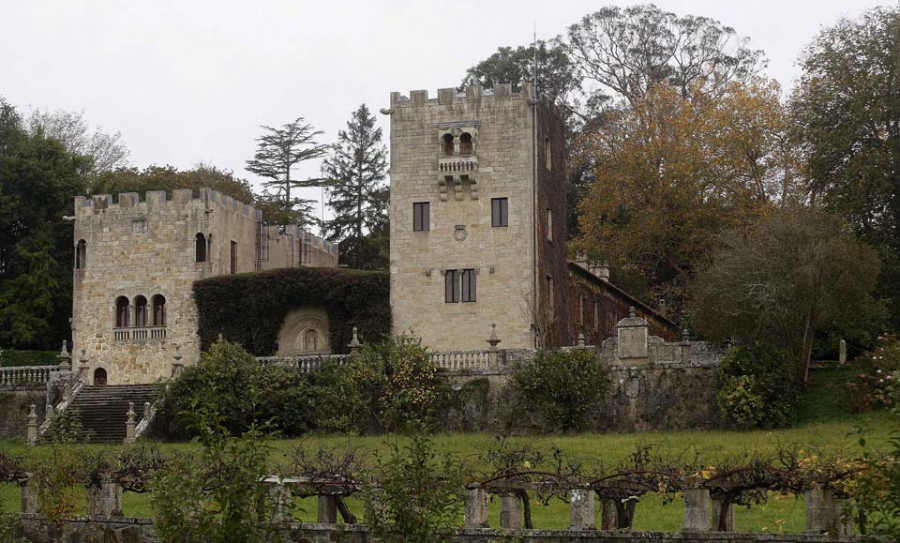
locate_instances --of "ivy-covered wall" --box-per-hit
[194,268,390,356]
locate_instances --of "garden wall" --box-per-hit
[0,390,46,440]
[14,515,854,543]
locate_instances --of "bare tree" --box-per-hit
[27,108,129,175]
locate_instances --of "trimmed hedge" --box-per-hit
[194,267,390,355]
[0,349,60,367]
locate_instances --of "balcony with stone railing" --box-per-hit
[113,327,167,342]
[438,155,478,175]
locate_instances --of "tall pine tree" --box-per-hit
[323,104,388,269]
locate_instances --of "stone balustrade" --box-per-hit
[257,349,535,375]
[258,354,349,372]
[113,326,166,342]
[0,365,54,388]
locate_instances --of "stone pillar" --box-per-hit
[57,340,71,372]
[617,308,649,362]
[124,402,136,444]
[683,487,711,532]
[499,495,521,530]
[21,482,38,514]
[269,484,292,523]
[839,339,847,365]
[464,485,488,529]
[26,404,38,447]
[569,488,595,530]
[348,327,362,357]
[805,485,830,534]
[601,499,617,530]
[87,480,123,516]
[317,495,338,524]
[711,497,735,532]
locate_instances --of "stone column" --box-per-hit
[21,482,38,514]
[124,402,136,444]
[499,495,521,530]
[26,405,38,447]
[464,485,488,529]
[269,484,292,523]
[711,497,735,532]
[569,488,595,530]
[317,495,338,524]
[601,499,617,530]
[805,484,831,534]
[87,480,123,516]
[348,327,362,357]
[683,487,711,532]
[832,498,854,537]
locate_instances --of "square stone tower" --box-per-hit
[387,83,570,351]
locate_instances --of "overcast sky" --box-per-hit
[0,0,887,224]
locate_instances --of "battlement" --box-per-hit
[74,188,261,221]
[390,83,537,108]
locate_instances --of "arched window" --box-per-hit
[75,239,86,270]
[134,296,148,327]
[152,295,166,327]
[195,233,207,262]
[442,133,454,156]
[115,297,130,328]
[460,132,473,155]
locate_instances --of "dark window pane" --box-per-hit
[462,269,476,302]
[492,198,508,227]
[413,202,430,231]
[445,269,459,303]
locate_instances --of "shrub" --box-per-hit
[157,340,316,439]
[43,407,92,443]
[513,348,611,432]
[363,433,464,543]
[27,445,86,533]
[0,514,28,543]
[852,388,900,539]
[716,344,799,428]
[846,333,900,412]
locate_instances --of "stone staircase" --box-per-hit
[65,385,158,443]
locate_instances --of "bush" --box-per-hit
[717,344,799,428]
[314,336,450,432]
[157,340,316,439]
[846,333,900,412]
[513,348,611,431]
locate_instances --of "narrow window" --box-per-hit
[546,208,553,241]
[134,295,148,327]
[413,202,430,232]
[491,198,508,227]
[544,137,551,171]
[195,233,207,262]
[152,295,166,327]
[546,275,554,308]
[115,296,130,328]
[460,132,473,155]
[230,241,237,274]
[442,133,454,156]
[444,269,459,303]
[75,239,86,270]
[461,269,477,302]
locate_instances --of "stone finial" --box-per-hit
[58,340,71,372]
[487,324,501,351]
[217,333,224,343]
[26,405,38,447]
[577,333,586,348]
[682,329,691,344]
[348,327,362,355]
[839,339,847,365]
[171,345,184,378]
[125,402,136,444]
[629,306,636,318]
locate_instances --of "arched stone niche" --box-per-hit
[276,307,331,356]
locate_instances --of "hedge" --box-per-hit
[193,267,390,355]
[0,349,60,367]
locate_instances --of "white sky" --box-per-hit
[0,0,887,226]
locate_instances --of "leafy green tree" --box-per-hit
[246,118,327,228]
[513,348,610,431]
[322,104,389,269]
[0,98,89,349]
[691,209,883,385]
[791,5,900,326]
[90,164,255,203]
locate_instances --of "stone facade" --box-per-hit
[71,189,337,385]
[387,83,569,351]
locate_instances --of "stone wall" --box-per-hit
[14,515,854,543]
[388,83,566,352]
[0,390,46,439]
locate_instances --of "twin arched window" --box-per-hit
[114,295,166,328]
[441,132,474,156]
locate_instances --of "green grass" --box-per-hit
[1,367,896,533]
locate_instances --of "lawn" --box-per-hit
[0,366,895,533]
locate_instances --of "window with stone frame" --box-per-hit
[75,239,87,270]
[442,133,454,155]
[461,268,476,302]
[460,132,473,155]
[115,296,130,328]
[444,269,459,303]
[491,198,508,227]
[152,295,166,327]
[134,295,148,327]
[413,202,430,231]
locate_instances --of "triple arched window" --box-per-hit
[114,294,166,328]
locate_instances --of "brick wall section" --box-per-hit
[388,83,567,351]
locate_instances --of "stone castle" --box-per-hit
[69,83,675,385]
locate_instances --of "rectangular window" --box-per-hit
[444,269,459,303]
[546,208,553,240]
[413,202,430,231]
[461,269,476,302]
[491,197,508,227]
[230,241,237,274]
